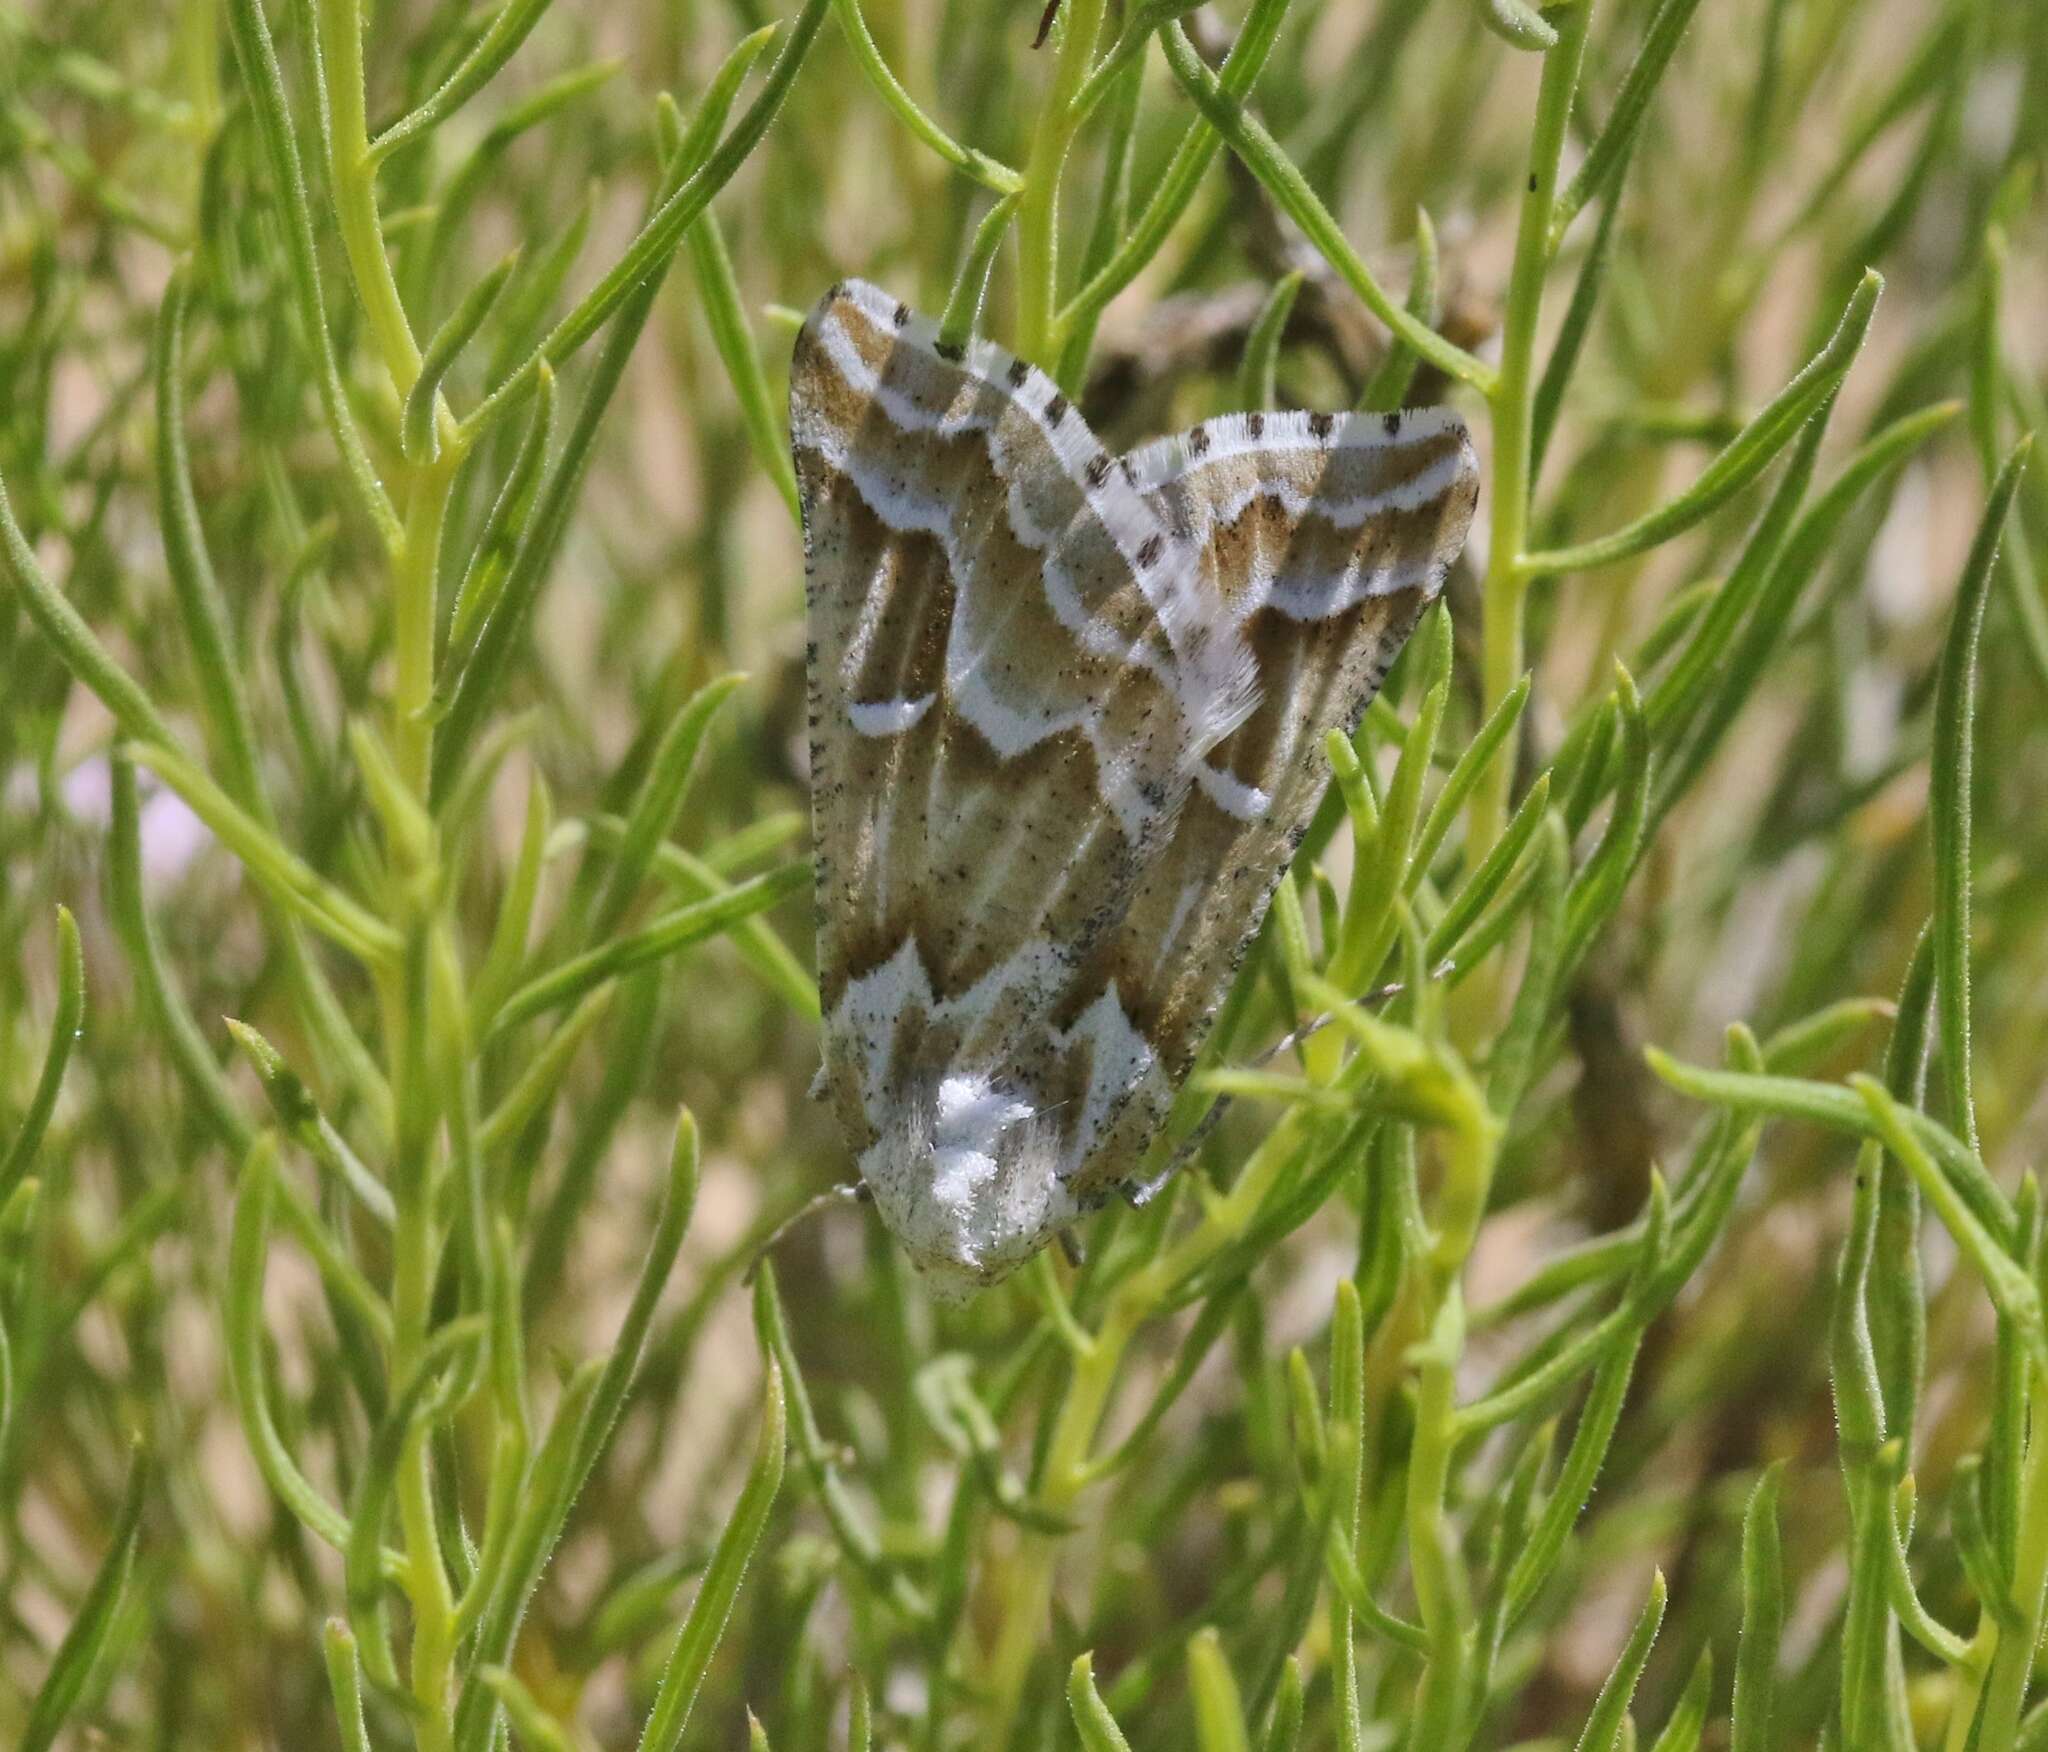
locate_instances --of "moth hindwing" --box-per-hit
[791,278,1481,1297]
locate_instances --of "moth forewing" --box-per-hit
[792,278,1480,1297]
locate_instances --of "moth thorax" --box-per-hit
[857,1071,1077,1300]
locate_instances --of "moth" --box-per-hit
[791,279,1480,1297]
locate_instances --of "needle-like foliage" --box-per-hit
[0,0,2042,1745]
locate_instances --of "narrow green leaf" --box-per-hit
[1319,1522,1429,1654]
[1504,1334,1642,1627]
[578,816,818,1019]
[636,1359,787,1752]
[685,212,803,522]
[346,719,434,875]
[1260,1654,1304,1752]
[1646,1648,1712,1752]
[1157,23,1491,394]
[1880,1469,1973,1671]
[753,1263,933,1618]
[1730,1463,1784,1752]
[1852,1076,2046,1375]
[1358,208,1438,413]
[1411,672,1531,889]
[938,191,1023,350]
[155,264,268,807]
[568,1110,702,1492]
[21,1442,150,1752]
[1085,1283,1243,1481]
[472,769,554,1032]
[1187,1627,1252,1752]
[125,740,402,965]
[830,0,1020,191]
[322,1621,374,1752]
[1573,1570,1665,1752]
[403,248,520,462]
[220,0,398,546]
[1335,603,1451,987]
[1769,10,1966,251]
[417,63,622,312]
[1951,1455,2017,1629]
[436,12,810,777]
[1426,772,1551,969]
[847,1675,872,1752]
[477,986,615,1155]
[343,1316,486,1695]
[1969,227,2048,698]
[0,471,179,750]
[0,1180,38,1312]
[108,759,254,1155]
[1488,812,1569,1114]
[444,366,558,677]
[1054,44,1146,388]
[1758,997,1895,1078]
[225,1139,392,1565]
[215,1039,395,1338]
[1069,1652,1136,1752]
[1531,189,1621,484]
[1476,0,1556,51]
[435,305,658,799]
[1552,0,1709,241]
[1058,0,1291,347]
[1561,665,1650,975]
[451,1364,604,1752]
[486,190,597,384]
[456,1115,698,1741]
[370,0,559,160]
[480,1666,576,1752]
[1929,438,2031,1152]
[593,673,747,934]
[1523,271,1882,574]
[1236,271,1303,410]
[1558,695,1618,838]
[521,972,664,1306]
[0,907,84,1211]
[1641,1052,2014,1251]
[489,860,808,1033]
[470,0,831,431]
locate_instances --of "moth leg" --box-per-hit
[743,1181,870,1283]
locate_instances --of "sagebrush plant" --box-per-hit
[1,0,2044,1743]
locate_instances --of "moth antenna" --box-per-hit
[742,1181,871,1284]
[1133,961,1453,1207]
[1259,957,1457,1063]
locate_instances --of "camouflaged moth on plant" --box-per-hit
[792,279,1480,1295]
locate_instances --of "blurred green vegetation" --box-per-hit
[0,0,2045,1745]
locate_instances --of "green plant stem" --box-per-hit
[1406,1294,1469,1735]
[389,1074,458,1747]
[297,21,467,1726]
[316,0,423,392]
[314,0,470,796]
[396,456,460,795]
[1014,0,1107,362]
[983,1112,1313,1737]
[1974,1360,2048,1746]
[1470,3,1591,862]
